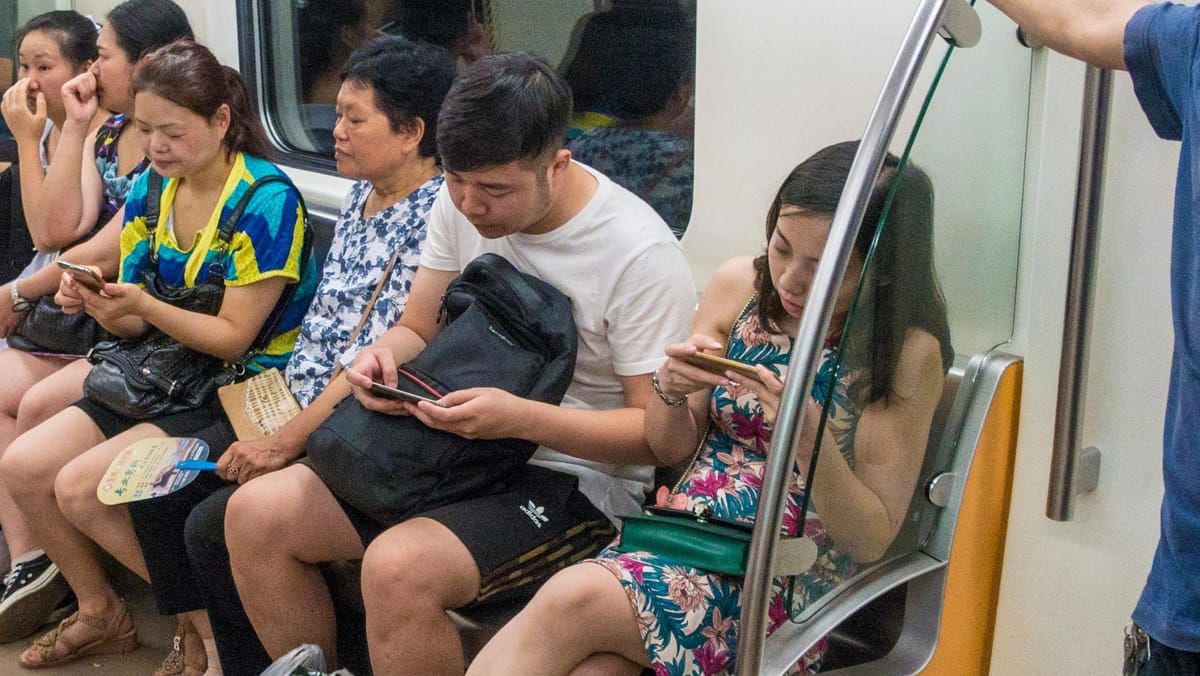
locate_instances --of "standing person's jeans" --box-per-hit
[1128,625,1200,676]
[1144,638,1200,676]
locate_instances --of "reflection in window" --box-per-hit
[254,0,696,237]
[561,3,695,238]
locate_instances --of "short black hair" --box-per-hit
[340,35,457,158]
[437,52,571,172]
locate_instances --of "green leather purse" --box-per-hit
[616,504,754,575]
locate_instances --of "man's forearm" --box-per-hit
[988,0,1150,70]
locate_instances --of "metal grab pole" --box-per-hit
[735,1,951,672]
[1046,66,1110,521]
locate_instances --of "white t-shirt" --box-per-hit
[419,162,696,520]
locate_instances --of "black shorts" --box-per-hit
[335,464,617,610]
[75,397,225,439]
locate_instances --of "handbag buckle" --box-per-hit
[692,504,713,523]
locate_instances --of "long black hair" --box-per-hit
[754,141,953,402]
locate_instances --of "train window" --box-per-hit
[241,0,697,238]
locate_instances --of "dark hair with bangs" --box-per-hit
[754,140,953,402]
[436,52,570,172]
[339,35,457,158]
[132,40,271,161]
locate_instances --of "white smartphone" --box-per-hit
[56,260,104,292]
[368,381,445,407]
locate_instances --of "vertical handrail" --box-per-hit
[1046,66,1111,521]
[735,1,952,672]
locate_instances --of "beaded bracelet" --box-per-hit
[651,369,688,407]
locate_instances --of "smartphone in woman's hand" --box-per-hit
[679,352,761,380]
[56,260,104,292]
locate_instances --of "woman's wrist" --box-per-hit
[652,368,688,407]
[9,281,32,313]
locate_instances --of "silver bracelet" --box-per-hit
[9,281,31,313]
[652,369,688,407]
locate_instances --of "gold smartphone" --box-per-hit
[678,352,762,380]
[368,381,445,407]
[56,260,104,292]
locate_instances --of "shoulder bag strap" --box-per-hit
[329,252,400,381]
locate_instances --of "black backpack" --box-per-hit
[307,253,578,525]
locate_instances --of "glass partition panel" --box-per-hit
[785,1,1029,629]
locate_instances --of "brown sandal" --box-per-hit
[18,598,138,669]
[154,618,206,676]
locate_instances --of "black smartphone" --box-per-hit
[368,381,445,407]
[56,260,104,292]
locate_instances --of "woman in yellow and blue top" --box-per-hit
[0,39,315,669]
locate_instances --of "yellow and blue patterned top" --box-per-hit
[117,152,317,373]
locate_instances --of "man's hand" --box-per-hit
[403,387,529,440]
[346,346,416,415]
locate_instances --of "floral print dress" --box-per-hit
[592,297,861,675]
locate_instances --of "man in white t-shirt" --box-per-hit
[224,53,696,674]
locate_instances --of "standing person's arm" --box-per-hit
[987,0,1150,70]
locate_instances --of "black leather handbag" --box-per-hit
[306,253,578,525]
[84,173,310,420]
[7,295,115,356]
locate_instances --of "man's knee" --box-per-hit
[361,520,480,612]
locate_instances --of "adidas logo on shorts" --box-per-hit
[520,500,550,528]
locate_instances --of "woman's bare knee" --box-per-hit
[17,360,91,431]
[536,565,621,615]
[54,456,98,528]
[0,434,55,498]
[225,472,300,552]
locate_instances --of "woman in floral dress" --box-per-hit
[472,140,954,675]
